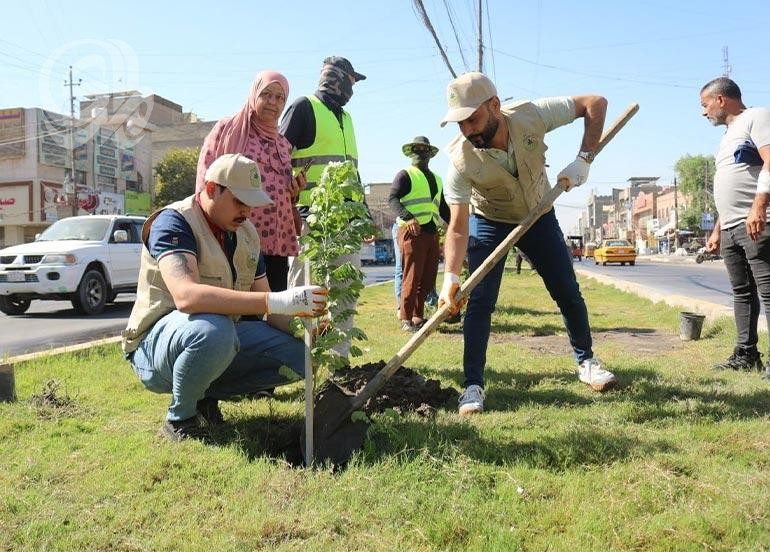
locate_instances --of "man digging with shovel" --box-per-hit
[438,72,619,415]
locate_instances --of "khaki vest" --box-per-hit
[446,101,550,224]
[121,195,261,353]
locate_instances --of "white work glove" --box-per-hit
[438,272,465,316]
[557,157,590,192]
[266,285,328,317]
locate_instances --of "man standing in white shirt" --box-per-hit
[701,77,770,375]
[437,72,618,415]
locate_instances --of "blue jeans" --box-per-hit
[130,311,305,421]
[392,222,402,307]
[720,223,770,353]
[463,210,592,388]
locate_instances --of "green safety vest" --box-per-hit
[397,165,443,226]
[292,95,358,206]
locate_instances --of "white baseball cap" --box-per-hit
[440,72,498,127]
[204,154,273,207]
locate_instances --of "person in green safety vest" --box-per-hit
[279,56,367,359]
[389,136,444,332]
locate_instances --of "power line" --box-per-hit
[412,0,457,78]
[442,0,469,71]
[476,0,483,72]
[484,0,496,81]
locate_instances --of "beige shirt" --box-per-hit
[443,96,575,204]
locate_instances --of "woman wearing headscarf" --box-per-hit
[196,71,303,291]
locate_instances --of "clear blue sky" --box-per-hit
[3,0,769,232]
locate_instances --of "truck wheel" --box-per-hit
[71,270,107,315]
[0,296,31,315]
[695,254,704,264]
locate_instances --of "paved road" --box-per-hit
[0,296,135,358]
[1,258,742,359]
[574,256,732,309]
[0,266,395,358]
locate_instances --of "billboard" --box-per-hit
[38,110,71,168]
[94,127,119,178]
[125,190,151,215]
[0,108,25,159]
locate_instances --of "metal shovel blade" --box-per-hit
[302,380,369,466]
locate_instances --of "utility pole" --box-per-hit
[673,177,679,252]
[64,65,81,217]
[477,0,483,72]
[722,46,731,77]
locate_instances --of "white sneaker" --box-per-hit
[578,358,618,392]
[458,384,485,415]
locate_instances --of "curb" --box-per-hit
[574,266,767,333]
[6,335,122,365]
[8,279,395,364]
[574,267,732,322]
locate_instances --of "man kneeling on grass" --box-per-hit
[122,153,328,441]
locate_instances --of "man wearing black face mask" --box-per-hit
[389,136,447,332]
[280,56,365,216]
[280,56,366,358]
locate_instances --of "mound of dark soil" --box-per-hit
[326,361,459,417]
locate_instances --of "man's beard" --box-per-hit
[710,107,728,126]
[468,114,499,148]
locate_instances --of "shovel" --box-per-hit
[309,102,640,466]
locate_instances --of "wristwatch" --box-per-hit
[577,150,596,164]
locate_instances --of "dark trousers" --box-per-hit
[720,223,770,353]
[263,254,289,292]
[398,227,440,322]
[463,210,592,388]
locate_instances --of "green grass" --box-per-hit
[2,268,770,551]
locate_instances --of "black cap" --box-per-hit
[323,56,366,82]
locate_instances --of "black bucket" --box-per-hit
[679,312,706,341]
[0,363,16,402]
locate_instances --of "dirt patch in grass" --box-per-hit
[327,362,460,417]
[492,328,682,356]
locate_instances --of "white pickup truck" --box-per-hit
[0,215,146,316]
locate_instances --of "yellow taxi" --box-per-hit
[593,239,637,266]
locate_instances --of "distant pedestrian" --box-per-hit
[392,221,403,316]
[515,249,535,274]
[700,77,770,375]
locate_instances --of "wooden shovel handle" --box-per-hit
[347,102,640,412]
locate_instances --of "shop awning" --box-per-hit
[654,222,674,237]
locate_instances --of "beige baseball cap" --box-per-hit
[204,153,273,207]
[440,72,498,127]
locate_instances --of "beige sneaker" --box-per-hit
[578,358,617,391]
[458,384,485,415]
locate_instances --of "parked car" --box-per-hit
[585,242,597,259]
[0,215,146,315]
[593,239,637,266]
